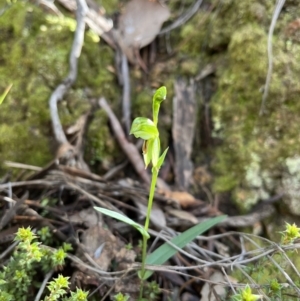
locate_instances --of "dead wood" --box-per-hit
[172,78,197,189]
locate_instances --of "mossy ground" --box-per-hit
[2,0,300,214]
[0,1,120,175]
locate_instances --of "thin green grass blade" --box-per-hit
[0,84,12,105]
[94,207,150,239]
[142,215,227,279]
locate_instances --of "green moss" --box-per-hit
[208,2,300,209]
[0,2,119,174]
[132,88,154,120]
[0,123,50,167]
[85,110,119,170]
[173,0,300,210]
[98,0,119,15]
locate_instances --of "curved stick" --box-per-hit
[260,0,286,115]
[99,97,150,184]
[49,0,89,145]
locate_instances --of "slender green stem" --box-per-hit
[144,167,158,233]
[139,167,159,300]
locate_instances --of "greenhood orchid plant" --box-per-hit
[94,86,226,300]
[129,87,168,288]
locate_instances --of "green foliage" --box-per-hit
[44,275,88,301]
[281,222,300,244]
[143,281,160,301]
[142,215,227,280]
[113,292,130,301]
[44,275,69,301]
[94,207,150,239]
[38,226,53,244]
[231,222,300,301]
[0,227,86,301]
[232,285,262,301]
[125,243,133,250]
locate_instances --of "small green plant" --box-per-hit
[232,285,262,301]
[113,292,130,301]
[230,222,300,301]
[125,242,133,250]
[0,227,87,301]
[94,87,226,299]
[44,275,88,301]
[281,222,300,244]
[38,226,54,244]
[143,281,160,301]
[44,275,69,301]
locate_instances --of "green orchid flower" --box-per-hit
[130,86,168,170]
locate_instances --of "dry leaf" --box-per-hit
[168,209,198,224]
[160,190,203,208]
[80,225,118,271]
[69,207,102,227]
[173,79,196,189]
[115,0,170,63]
[66,114,87,135]
[201,271,227,301]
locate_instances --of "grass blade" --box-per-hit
[142,215,227,279]
[0,84,12,105]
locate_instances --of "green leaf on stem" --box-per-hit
[94,207,150,239]
[141,215,227,279]
[156,147,169,169]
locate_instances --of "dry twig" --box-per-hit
[98,97,150,184]
[159,0,203,35]
[260,0,286,115]
[121,52,131,135]
[49,0,88,145]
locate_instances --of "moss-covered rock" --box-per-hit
[0,2,119,174]
[179,0,300,211]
